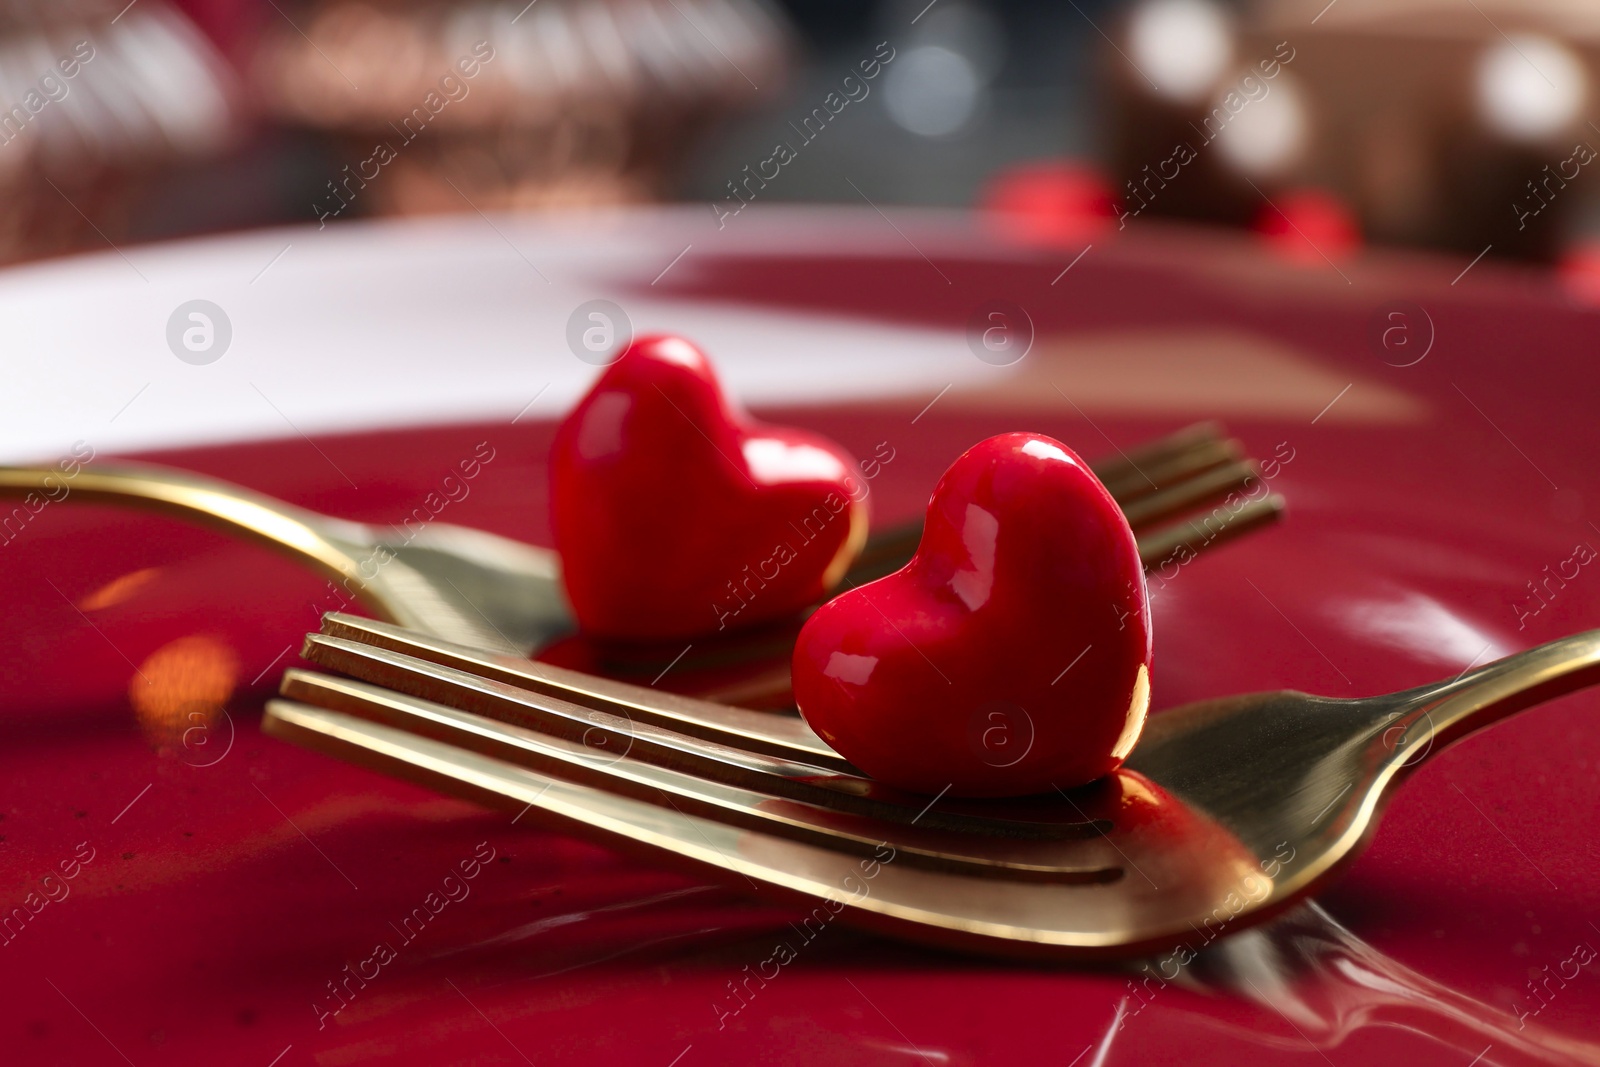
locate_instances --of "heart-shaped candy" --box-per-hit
[551,335,867,640]
[792,432,1152,797]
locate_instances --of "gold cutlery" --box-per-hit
[267,613,1600,958]
[0,422,1283,661]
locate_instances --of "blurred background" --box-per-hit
[6,0,1600,268]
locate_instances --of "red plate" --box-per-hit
[2,212,1598,1065]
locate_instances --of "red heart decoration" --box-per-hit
[792,432,1152,797]
[551,335,867,640]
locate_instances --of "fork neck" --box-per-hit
[1384,629,1600,763]
[0,463,395,618]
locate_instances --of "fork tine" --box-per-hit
[1092,419,1224,474]
[318,612,852,771]
[1136,493,1286,568]
[268,679,1118,882]
[262,692,1276,959]
[1119,459,1261,530]
[261,698,889,903]
[845,440,1260,587]
[850,422,1231,577]
[285,646,1092,838]
[1097,436,1243,503]
[262,698,1179,959]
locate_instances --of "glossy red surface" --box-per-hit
[793,433,1152,796]
[3,214,1600,1065]
[550,334,867,640]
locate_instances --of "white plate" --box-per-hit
[0,205,1000,461]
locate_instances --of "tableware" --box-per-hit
[0,422,1282,660]
[266,611,1600,958]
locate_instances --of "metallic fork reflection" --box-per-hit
[273,670,1118,883]
[266,615,1600,960]
[1189,903,1600,1064]
[0,422,1284,662]
[283,637,1106,838]
[315,613,849,769]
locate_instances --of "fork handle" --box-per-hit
[0,463,377,592]
[1392,629,1600,757]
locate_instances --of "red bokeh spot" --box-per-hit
[1253,188,1362,265]
[981,160,1120,247]
[1558,242,1600,306]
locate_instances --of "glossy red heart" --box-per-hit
[551,334,867,640]
[792,432,1152,797]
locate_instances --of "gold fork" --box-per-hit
[267,613,1600,959]
[0,423,1283,660]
